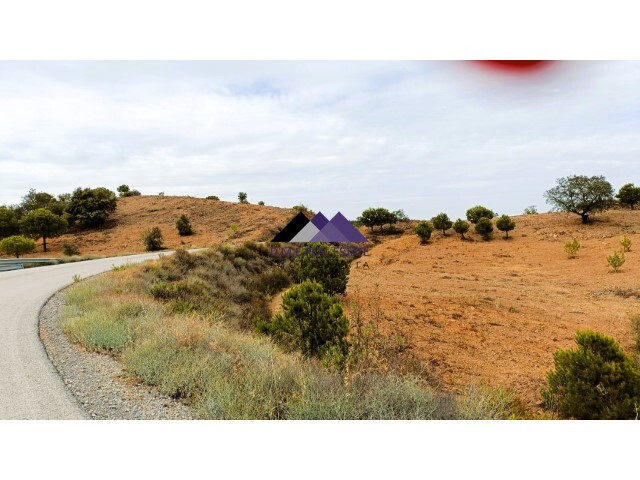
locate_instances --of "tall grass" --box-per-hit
[60,246,522,419]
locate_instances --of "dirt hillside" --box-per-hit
[18,196,293,257]
[347,209,640,410]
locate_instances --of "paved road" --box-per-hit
[0,252,171,419]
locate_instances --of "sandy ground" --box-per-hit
[347,209,640,409]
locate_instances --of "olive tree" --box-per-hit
[544,175,614,224]
[20,208,68,252]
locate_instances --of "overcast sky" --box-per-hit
[1,61,639,219]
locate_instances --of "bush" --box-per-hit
[607,251,625,272]
[616,183,640,209]
[620,235,632,252]
[142,227,164,251]
[289,243,350,295]
[258,201,265,206]
[238,192,248,203]
[564,238,581,258]
[0,235,36,258]
[0,206,20,239]
[20,208,68,252]
[474,217,493,240]
[453,219,470,239]
[117,185,141,197]
[495,214,516,239]
[357,207,398,232]
[523,205,538,215]
[206,195,219,201]
[256,280,349,360]
[542,330,640,419]
[544,175,614,224]
[431,213,452,235]
[175,214,194,236]
[67,187,118,228]
[414,221,433,244]
[63,243,80,256]
[466,205,495,223]
[632,315,640,353]
[393,209,409,222]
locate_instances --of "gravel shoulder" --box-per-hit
[39,292,194,420]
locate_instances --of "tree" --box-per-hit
[607,251,625,272]
[117,184,141,197]
[542,330,640,419]
[393,209,410,222]
[175,214,194,236]
[357,207,398,232]
[206,195,219,200]
[256,280,349,359]
[258,201,265,206]
[544,175,614,224]
[0,235,36,258]
[453,219,470,240]
[495,214,516,239]
[67,187,117,228]
[523,205,538,215]
[466,205,495,224]
[142,227,164,251]
[616,183,640,209]
[415,221,433,244]
[475,217,493,240]
[431,213,452,235]
[20,208,68,253]
[238,192,248,203]
[0,206,20,239]
[289,243,350,295]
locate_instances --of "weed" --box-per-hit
[564,238,581,259]
[620,235,632,252]
[607,251,625,272]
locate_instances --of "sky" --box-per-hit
[0,61,639,220]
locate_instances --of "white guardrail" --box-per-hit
[0,258,60,272]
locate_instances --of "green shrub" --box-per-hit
[20,208,68,253]
[63,243,80,256]
[544,175,614,224]
[142,226,164,251]
[474,217,493,240]
[542,330,640,419]
[466,205,495,223]
[117,184,141,197]
[616,183,640,209]
[564,237,581,258]
[453,219,470,240]
[0,206,20,238]
[357,207,398,232]
[414,221,433,244]
[175,214,194,236]
[206,195,219,201]
[393,209,409,222]
[495,214,516,239]
[632,315,640,353]
[256,280,349,361]
[253,267,291,295]
[288,243,350,295]
[523,205,538,215]
[0,235,36,258]
[238,192,248,203]
[67,187,117,228]
[258,201,265,206]
[620,235,632,252]
[431,213,452,235]
[607,251,625,272]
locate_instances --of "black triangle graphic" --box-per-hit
[272,212,310,242]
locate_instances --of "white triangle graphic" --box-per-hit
[290,222,320,242]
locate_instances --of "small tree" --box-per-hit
[474,217,493,240]
[258,201,265,206]
[0,235,36,258]
[431,213,452,235]
[393,209,410,222]
[175,214,194,236]
[415,221,434,244]
[607,251,625,272]
[523,205,538,215]
[67,187,118,228]
[63,243,80,256]
[358,207,398,232]
[544,175,614,224]
[117,184,141,197]
[206,195,219,201]
[495,214,516,239]
[453,219,470,240]
[616,183,640,209]
[20,208,68,252]
[542,330,640,419]
[466,205,495,224]
[0,206,20,239]
[289,243,350,295]
[620,235,632,252]
[255,280,349,359]
[238,192,248,203]
[142,227,164,251]
[564,238,581,259]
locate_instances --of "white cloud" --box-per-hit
[1,61,639,219]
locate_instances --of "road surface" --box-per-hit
[0,252,171,419]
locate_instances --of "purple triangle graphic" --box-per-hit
[330,212,368,242]
[310,212,329,229]
[311,220,350,242]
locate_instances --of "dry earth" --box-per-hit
[347,209,640,410]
